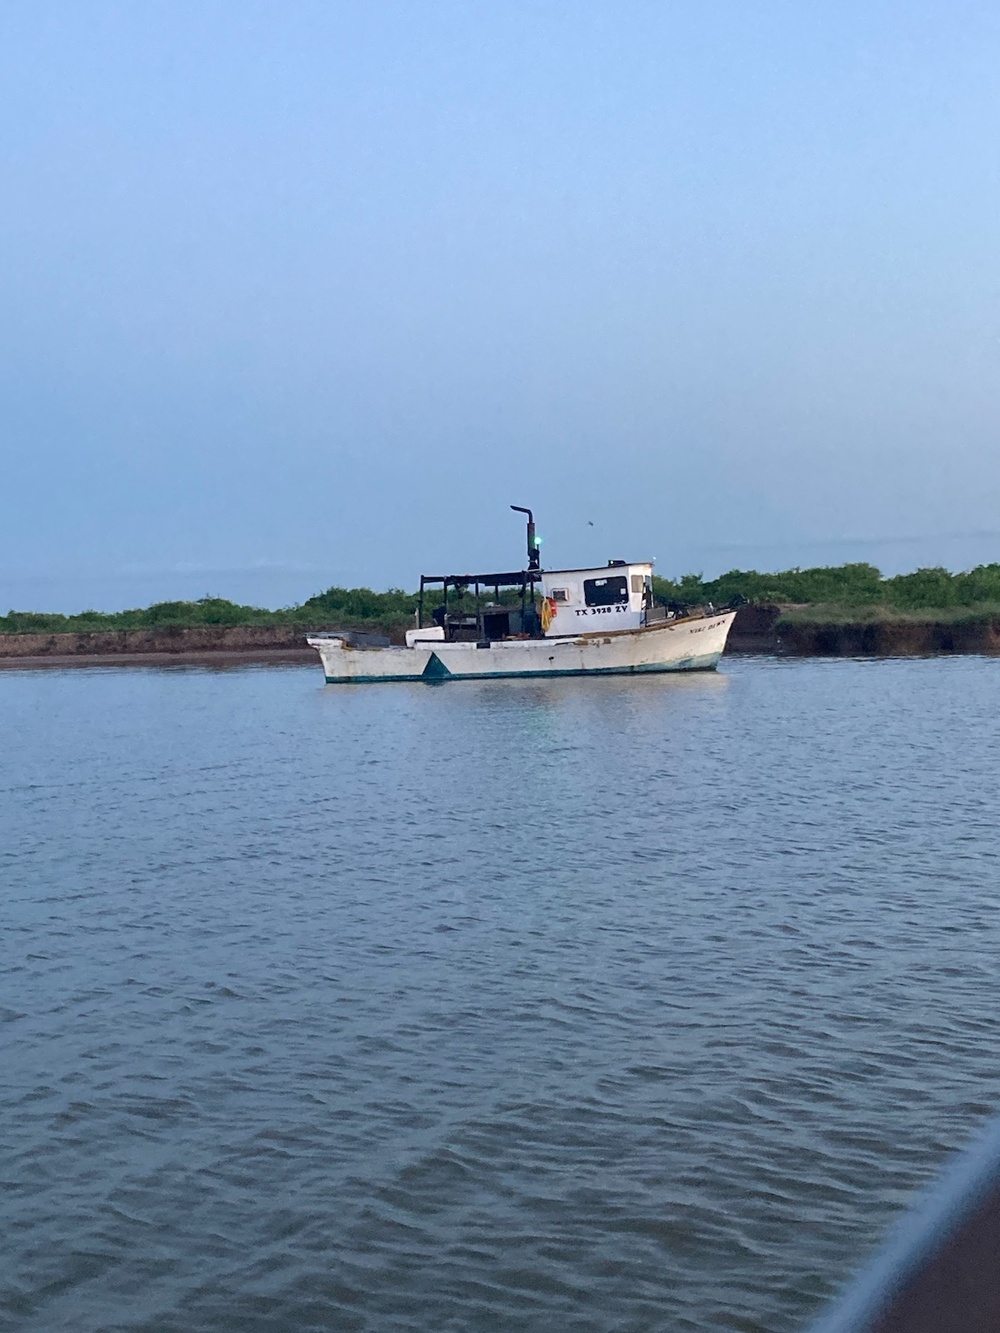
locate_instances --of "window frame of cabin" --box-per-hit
[583,575,629,607]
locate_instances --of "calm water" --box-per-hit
[3,657,999,1333]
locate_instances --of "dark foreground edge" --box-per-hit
[807,1115,1000,1333]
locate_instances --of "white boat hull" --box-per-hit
[308,611,736,683]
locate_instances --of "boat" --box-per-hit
[307,506,737,683]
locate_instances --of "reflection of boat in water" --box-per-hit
[308,506,737,684]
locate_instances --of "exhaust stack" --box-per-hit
[510,505,540,571]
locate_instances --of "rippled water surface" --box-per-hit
[3,657,1000,1332]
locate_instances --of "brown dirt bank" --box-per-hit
[774,616,1000,656]
[0,648,319,670]
[724,604,783,653]
[0,624,388,667]
[726,604,1000,655]
[0,624,317,660]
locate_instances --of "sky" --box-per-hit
[2,1,1000,612]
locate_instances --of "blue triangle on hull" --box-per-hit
[421,651,452,680]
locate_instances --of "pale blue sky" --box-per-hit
[3,1,999,610]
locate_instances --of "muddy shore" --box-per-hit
[0,624,374,669]
[775,617,1000,656]
[1,607,999,668]
[727,605,1000,655]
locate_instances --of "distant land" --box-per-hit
[2,562,1000,662]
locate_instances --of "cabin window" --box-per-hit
[583,575,629,607]
[550,588,569,602]
[630,574,644,594]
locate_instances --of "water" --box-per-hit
[2,657,999,1333]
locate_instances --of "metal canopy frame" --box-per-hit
[417,569,542,632]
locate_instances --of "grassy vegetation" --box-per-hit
[651,562,1000,611]
[4,562,1000,635]
[0,590,420,638]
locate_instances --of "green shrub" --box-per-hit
[653,562,1000,611]
[5,560,1000,635]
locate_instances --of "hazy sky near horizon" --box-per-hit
[3,1,1000,611]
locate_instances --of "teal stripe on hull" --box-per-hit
[324,652,722,684]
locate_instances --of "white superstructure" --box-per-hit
[539,562,652,635]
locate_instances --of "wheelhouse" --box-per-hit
[539,562,653,636]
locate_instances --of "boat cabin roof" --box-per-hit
[419,569,541,589]
[543,562,652,577]
[419,562,652,590]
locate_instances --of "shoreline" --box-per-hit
[728,604,1000,656]
[0,648,318,670]
[0,623,385,668]
[1,606,999,668]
